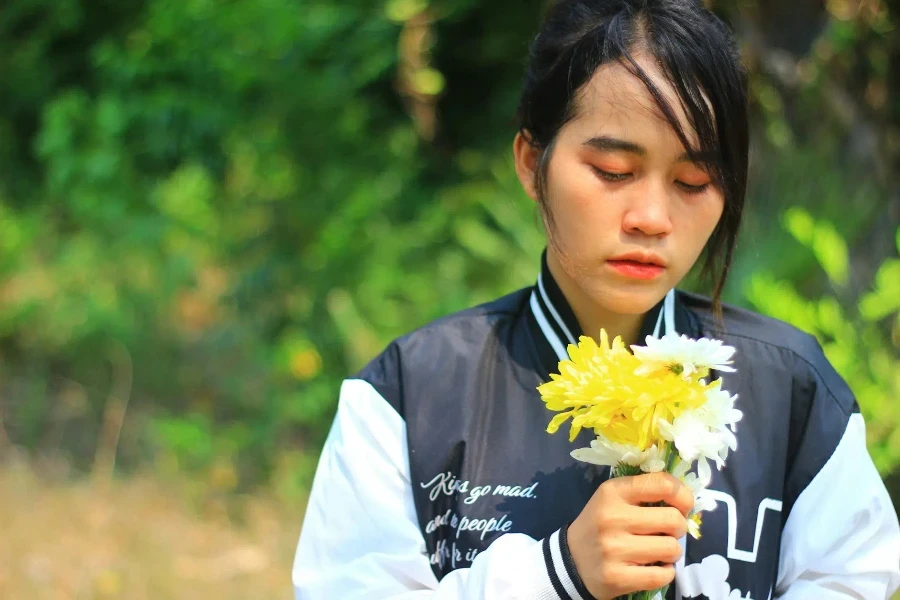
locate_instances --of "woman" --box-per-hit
[293,1,900,598]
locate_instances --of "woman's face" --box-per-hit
[514,52,725,318]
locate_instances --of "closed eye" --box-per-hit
[592,166,631,182]
[675,181,710,194]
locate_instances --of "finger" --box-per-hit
[611,564,677,596]
[623,506,688,538]
[619,473,694,516]
[618,534,684,565]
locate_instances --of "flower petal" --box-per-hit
[571,447,617,466]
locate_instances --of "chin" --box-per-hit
[589,284,670,316]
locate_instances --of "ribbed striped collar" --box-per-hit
[528,252,679,363]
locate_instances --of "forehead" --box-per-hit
[569,53,704,150]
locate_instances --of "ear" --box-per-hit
[513,131,541,202]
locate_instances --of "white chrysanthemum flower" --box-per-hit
[571,436,667,473]
[672,460,718,539]
[631,333,736,379]
[686,387,742,468]
[686,474,717,512]
[657,411,729,483]
[698,387,743,432]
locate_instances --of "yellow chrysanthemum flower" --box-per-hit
[688,512,704,539]
[538,332,717,449]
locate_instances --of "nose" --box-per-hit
[621,179,673,237]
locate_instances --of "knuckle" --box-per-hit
[595,510,615,532]
[659,473,682,492]
[597,534,618,559]
[673,489,688,504]
[666,537,683,562]
[665,508,684,531]
[657,471,677,489]
[649,471,668,487]
[599,563,617,585]
[597,479,621,501]
[650,566,676,588]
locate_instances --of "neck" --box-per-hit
[546,251,646,347]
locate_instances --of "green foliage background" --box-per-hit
[0,0,898,500]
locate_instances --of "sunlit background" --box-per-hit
[0,0,898,598]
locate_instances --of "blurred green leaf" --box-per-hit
[1,0,898,491]
[811,222,849,286]
[783,207,816,245]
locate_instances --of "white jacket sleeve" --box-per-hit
[292,379,581,600]
[774,413,900,599]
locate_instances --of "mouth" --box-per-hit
[606,252,667,280]
[608,251,666,267]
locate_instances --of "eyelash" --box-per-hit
[676,181,710,195]
[592,167,710,195]
[592,167,630,182]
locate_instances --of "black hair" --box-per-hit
[516,0,749,317]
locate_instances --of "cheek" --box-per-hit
[544,158,616,230]
[699,197,725,235]
[677,197,725,255]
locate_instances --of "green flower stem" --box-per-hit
[664,442,679,473]
[612,453,675,600]
[615,587,667,600]
[613,463,644,478]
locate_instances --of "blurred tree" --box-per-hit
[0,0,896,493]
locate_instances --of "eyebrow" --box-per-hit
[582,135,719,165]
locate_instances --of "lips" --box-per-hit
[607,251,667,267]
[606,252,667,280]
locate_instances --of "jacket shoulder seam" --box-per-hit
[701,327,853,418]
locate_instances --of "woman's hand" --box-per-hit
[566,472,694,600]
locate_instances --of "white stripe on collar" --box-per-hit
[537,271,577,346]
[651,288,677,339]
[529,291,569,361]
[531,281,677,362]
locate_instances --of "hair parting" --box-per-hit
[516,0,749,319]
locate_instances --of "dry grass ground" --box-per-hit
[2,462,899,600]
[0,462,302,600]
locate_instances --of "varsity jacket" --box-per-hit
[293,255,900,600]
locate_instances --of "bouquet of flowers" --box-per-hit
[537,330,741,600]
